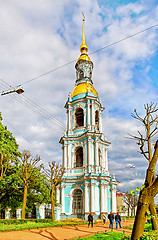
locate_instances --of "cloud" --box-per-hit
[0,0,157,193]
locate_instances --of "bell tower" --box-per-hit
[57,15,118,219]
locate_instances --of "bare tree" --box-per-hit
[20,150,41,219]
[123,192,138,216]
[129,103,158,240]
[42,161,65,220]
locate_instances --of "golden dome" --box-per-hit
[71,82,98,98]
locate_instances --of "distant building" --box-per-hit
[56,17,118,219]
[116,192,137,216]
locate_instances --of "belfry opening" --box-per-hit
[75,147,83,168]
[75,108,84,127]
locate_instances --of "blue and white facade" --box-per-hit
[57,18,117,219]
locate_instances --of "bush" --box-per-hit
[0,218,88,232]
[0,219,28,224]
[122,230,158,240]
[140,230,158,240]
[33,219,55,223]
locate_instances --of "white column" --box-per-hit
[91,101,95,127]
[84,183,89,214]
[90,183,95,213]
[61,185,65,214]
[16,208,22,219]
[67,109,69,130]
[83,142,87,167]
[95,139,99,166]
[102,148,106,169]
[68,107,71,131]
[39,204,45,219]
[111,187,117,213]
[67,143,72,168]
[100,183,105,213]
[105,149,108,171]
[63,144,67,169]
[104,185,108,213]
[56,186,60,204]
[5,209,11,219]
[69,193,73,214]
[87,101,90,129]
[99,112,103,133]
[88,139,91,166]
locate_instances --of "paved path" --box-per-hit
[0,219,134,240]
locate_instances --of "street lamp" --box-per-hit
[1,85,24,96]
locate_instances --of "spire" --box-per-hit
[77,13,91,62]
[80,13,88,53]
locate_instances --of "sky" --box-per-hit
[0,0,158,195]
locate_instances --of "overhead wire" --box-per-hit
[1,22,158,138]
[2,115,60,162]
[0,79,66,130]
[20,23,158,86]
[2,117,32,144]
[0,83,64,161]
[0,82,66,132]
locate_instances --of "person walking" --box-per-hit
[88,212,93,228]
[108,212,114,229]
[115,212,122,229]
[102,214,107,225]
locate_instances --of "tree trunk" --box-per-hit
[22,184,27,219]
[131,189,151,240]
[51,189,55,220]
[128,206,130,216]
[149,197,158,230]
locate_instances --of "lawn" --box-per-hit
[75,232,129,240]
[125,222,152,231]
[0,219,87,232]
[75,223,158,240]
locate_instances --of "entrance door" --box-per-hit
[72,189,83,214]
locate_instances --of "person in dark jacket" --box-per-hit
[88,213,93,228]
[108,212,114,229]
[115,212,122,229]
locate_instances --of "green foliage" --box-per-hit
[0,113,51,217]
[128,184,145,195]
[139,230,158,240]
[19,166,51,211]
[156,205,158,214]
[0,165,23,211]
[0,113,21,167]
[0,164,50,213]
[0,219,28,224]
[126,222,152,231]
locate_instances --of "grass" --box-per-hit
[0,219,88,232]
[75,232,130,240]
[125,222,152,231]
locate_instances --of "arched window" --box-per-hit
[72,189,83,214]
[75,108,84,127]
[95,111,99,130]
[79,70,84,79]
[75,147,83,167]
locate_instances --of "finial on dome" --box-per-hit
[80,12,88,53]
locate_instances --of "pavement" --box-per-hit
[0,219,134,240]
